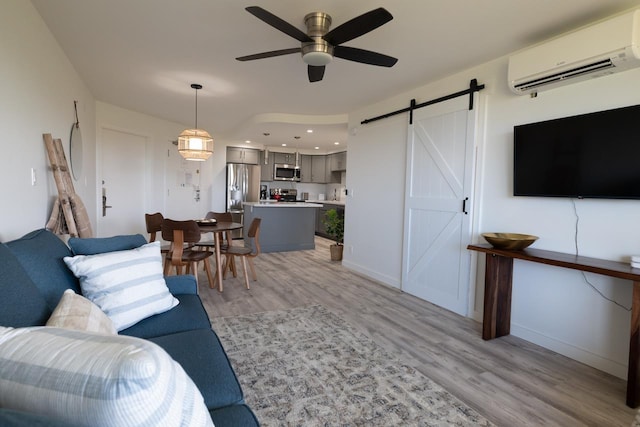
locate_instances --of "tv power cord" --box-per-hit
[572,199,631,312]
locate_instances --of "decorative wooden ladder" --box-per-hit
[44,133,92,238]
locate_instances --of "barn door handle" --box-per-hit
[462,197,469,215]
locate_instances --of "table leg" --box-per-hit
[626,281,640,407]
[482,254,514,340]
[214,232,223,292]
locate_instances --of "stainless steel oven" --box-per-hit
[274,163,301,181]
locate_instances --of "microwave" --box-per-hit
[274,163,301,181]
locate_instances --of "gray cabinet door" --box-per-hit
[226,147,244,163]
[311,155,327,183]
[315,203,345,239]
[300,155,312,182]
[243,149,259,164]
[330,151,347,171]
[273,152,295,164]
[226,147,259,164]
[316,206,328,235]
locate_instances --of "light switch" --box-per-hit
[30,168,36,186]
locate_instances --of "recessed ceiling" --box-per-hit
[31,0,639,152]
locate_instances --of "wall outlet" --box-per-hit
[348,245,354,254]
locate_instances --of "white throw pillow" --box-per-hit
[46,289,116,334]
[0,326,214,427]
[64,241,179,331]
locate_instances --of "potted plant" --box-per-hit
[323,208,344,261]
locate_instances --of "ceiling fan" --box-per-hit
[236,6,398,82]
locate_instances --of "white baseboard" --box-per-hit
[511,323,627,380]
[341,260,400,289]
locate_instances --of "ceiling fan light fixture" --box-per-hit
[178,83,213,161]
[301,40,334,66]
[302,50,333,66]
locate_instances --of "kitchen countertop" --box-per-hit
[306,200,346,206]
[244,202,323,208]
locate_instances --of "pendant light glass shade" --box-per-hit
[178,83,213,161]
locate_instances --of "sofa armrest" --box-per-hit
[165,275,198,295]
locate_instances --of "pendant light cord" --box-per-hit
[190,83,203,129]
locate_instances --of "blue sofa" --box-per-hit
[0,229,259,426]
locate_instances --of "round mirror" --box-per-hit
[69,122,83,180]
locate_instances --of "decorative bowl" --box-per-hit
[481,233,538,250]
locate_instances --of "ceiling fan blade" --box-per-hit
[308,65,325,82]
[323,8,393,46]
[245,6,313,43]
[236,48,301,61]
[333,46,398,67]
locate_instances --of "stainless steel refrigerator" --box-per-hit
[226,163,260,238]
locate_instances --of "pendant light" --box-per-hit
[178,83,213,161]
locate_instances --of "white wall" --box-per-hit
[0,0,96,242]
[344,52,640,378]
[95,102,227,231]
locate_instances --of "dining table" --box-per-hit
[197,220,243,292]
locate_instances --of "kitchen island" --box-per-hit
[243,202,322,253]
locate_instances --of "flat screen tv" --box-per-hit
[513,104,640,200]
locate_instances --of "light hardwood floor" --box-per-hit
[197,236,637,426]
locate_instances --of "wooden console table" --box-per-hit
[468,243,640,408]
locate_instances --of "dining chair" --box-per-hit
[144,212,171,269]
[161,218,216,289]
[221,218,261,289]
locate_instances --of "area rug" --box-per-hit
[211,305,493,426]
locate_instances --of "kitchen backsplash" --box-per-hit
[261,171,346,201]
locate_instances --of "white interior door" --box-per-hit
[98,128,147,237]
[401,96,476,316]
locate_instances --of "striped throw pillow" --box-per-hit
[0,326,214,427]
[63,241,178,331]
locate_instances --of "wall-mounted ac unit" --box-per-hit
[508,9,640,95]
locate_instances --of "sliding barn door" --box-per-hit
[401,96,476,316]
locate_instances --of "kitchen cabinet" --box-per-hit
[311,155,327,183]
[300,155,312,183]
[316,205,329,237]
[273,152,297,164]
[260,151,273,181]
[300,155,328,183]
[315,203,345,239]
[244,202,320,252]
[329,151,347,171]
[226,147,259,164]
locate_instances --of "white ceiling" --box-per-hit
[31,0,640,152]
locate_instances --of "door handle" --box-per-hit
[462,197,469,215]
[102,188,113,217]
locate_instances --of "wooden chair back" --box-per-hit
[161,218,215,288]
[245,218,261,257]
[145,212,164,242]
[205,211,233,222]
[161,219,202,244]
